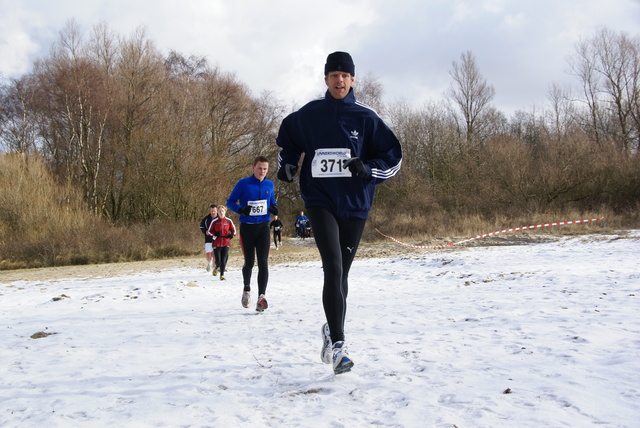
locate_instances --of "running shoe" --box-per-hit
[332,341,354,375]
[212,267,219,276]
[206,262,212,272]
[220,275,226,281]
[241,291,250,308]
[256,294,268,312]
[321,323,332,364]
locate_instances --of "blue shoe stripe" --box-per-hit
[334,357,354,374]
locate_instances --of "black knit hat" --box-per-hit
[324,51,355,76]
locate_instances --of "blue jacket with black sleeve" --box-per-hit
[226,175,277,224]
[276,88,402,219]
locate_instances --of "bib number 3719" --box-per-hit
[311,148,352,178]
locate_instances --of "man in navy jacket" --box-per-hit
[276,51,402,374]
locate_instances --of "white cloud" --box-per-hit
[0,1,44,75]
[1,0,638,114]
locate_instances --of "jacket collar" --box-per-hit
[324,88,356,104]
[248,174,265,184]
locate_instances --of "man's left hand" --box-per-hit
[344,157,370,178]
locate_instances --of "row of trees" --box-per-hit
[1,22,639,234]
[0,21,282,224]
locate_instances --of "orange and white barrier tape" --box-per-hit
[375,217,604,249]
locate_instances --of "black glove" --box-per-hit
[226,234,234,239]
[238,206,252,216]
[277,164,298,182]
[344,157,369,179]
[269,205,279,216]
[214,231,222,237]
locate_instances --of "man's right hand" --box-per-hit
[238,206,252,216]
[277,164,298,182]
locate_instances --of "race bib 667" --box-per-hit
[247,199,267,216]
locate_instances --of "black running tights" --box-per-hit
[273,230,282,246]
[239,222,270,295]
[306,206,366,343]
[213,246,230,275]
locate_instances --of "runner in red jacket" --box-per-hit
[207,205,236,281]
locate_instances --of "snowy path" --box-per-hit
[1,233,639,427]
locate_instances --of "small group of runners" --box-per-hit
[199,205,236,280]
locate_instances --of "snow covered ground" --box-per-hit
[1,231,639,427]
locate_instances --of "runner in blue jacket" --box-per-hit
[227,156,278,312]
[276,51,402,374]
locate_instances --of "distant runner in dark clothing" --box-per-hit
[199,205,218,273]
[269,215,284,249]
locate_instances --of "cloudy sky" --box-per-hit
[1,0,639,114]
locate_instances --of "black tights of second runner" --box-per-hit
[239,222,270,296]
[306,206,366,344]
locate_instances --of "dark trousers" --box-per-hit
[213,246,220,267]
[239,222,270,295]
[206,239,220,267]
[213,246,230,275]
[306,206,366,343]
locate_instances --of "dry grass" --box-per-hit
[0,154,199,270]
[1,153,638,271]
[367,206,621,244]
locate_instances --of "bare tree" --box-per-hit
[31,20,111,215]
[0,75,40,154]
[545,82,579,139]
[568,27,640,152]
[103,26,165,221]
[354,72,385,115]
[446,51,496,148]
